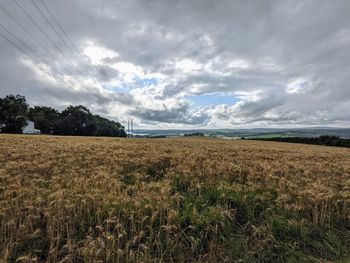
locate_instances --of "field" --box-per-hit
[1,135,350,262]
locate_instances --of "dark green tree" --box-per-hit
[95,115,126,137]
[29,106,59,134]
[53,105,97,136]
[0,94,28,133]
[1,94,126,137]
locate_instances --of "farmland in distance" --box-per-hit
[1,134,350,262]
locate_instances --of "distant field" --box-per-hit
[1,135,350,262]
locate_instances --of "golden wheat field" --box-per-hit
[1,134,350,262]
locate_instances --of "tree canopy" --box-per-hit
[1,94,126,137]
[29,106,59,134]
[0,94,28,133]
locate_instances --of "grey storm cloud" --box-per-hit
[0,0,350,128]
[130,102,209,125]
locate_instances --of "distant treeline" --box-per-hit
[0,94,126,137]
[250,135,350,148]
[184,132,204,137]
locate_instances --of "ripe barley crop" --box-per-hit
[0,134,350,262]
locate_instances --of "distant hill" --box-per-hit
[134,127,350,139]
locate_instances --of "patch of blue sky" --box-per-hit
[103,84,131,93]
[116,86,132,93]
[135,77,158,87]
[186,93,241,108]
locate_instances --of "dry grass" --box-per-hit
[1,134,350,262]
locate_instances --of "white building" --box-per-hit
[23,121,40,134]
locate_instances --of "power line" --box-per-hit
[37,0,95,75]
[0,17,93,102]
[31,1,113,104]
[30,0,98,80]
[39,0,79,54]
[0,3,60,64]
[29,0,102,91]
[0,3,80,81]
[31,0,70,50]
[29,0,86,77]
[0,22,61,76]
[0,27,62,79]
[12,0,83,76]
[0,30,34,61]
[1,1,98,103]
[3,0,85,81]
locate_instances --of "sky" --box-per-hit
[0,0,350,129]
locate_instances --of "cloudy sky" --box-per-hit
[0,0,349,129]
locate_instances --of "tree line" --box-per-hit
[184,132,204,137]
[0,94,126,137]
[250,135,350,148]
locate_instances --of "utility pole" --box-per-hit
[127,117,130,138]
[131,118,134,138]
[127,117,134,138]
